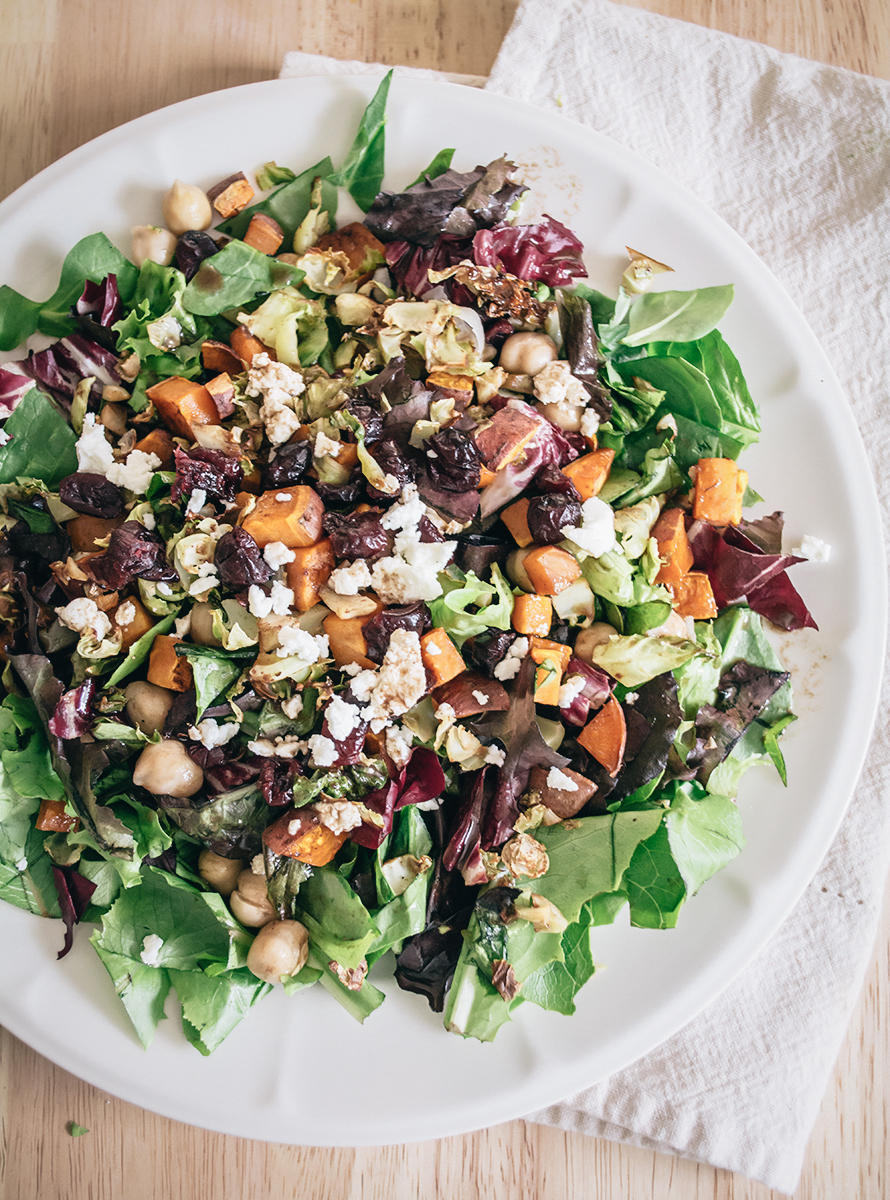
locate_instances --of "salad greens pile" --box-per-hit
[0,74,817,1051]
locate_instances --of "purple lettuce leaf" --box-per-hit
[18,333,120,407]
[685,660,792,781]
[48,678,98,739]
[473,216,588,288]
[0,362,36,417]
[350,747,446,849]
[75,275,123,329]
[51,864,98,960]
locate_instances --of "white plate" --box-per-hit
[0,75,884,1146]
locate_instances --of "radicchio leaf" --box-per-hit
[350,747,446,849]
[51,864,97,960]
[19,333,120,406]
[0,363,38,416]
[473,216,587,288]
[75,275,123,329]
[48,678,98,739]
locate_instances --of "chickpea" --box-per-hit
[247,919,309,984]
[190,601,222,647]
[131,225,177,268]
[198,849,244,897]
[573,622,619,663]
[229,869,276,928]
[536,399,586,433]
[161,180,212,237]
[124,680,176,736]
[132,738,204,797]
[498,332,558,377]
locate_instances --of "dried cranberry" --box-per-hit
[363,602,432,664]
[425,427,481,492]
[214,527,272,589]
[313,476,366,508]
[533,462,580,499]
[259,758,301,806]
[560,431,586,463]
[418,516,446,543]
[175,230,220,281]
[484,318,514,348]
[171,446,243,506]
[526,494,581,544]
[59,472,125,519]
[367,438,418,497]
[90,521,176,589]
[264,441,311,489]
[323,511,391,560]
[465,630,517,678]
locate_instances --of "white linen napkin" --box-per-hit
[280,12,890,1190]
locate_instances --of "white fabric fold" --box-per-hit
[278,13,890,1189]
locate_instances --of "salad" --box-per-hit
[0,74,819,1053]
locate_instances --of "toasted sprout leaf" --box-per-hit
[621,246,673,295]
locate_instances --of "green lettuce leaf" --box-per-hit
[0,388,78,488]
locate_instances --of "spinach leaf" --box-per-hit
[182,241,301,316]
[0,388,78,487]
[406,147,456,189]
[327,71,393,210]
[622,284,734,347]
[614,355,724,431]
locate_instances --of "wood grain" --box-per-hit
[0,2,888,1198]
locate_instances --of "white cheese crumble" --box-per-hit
[472,689,490,705]
[385,723,414,769]
[185,488,207,517]
[361,628,427,732]
[314,799,363,835]
[624,691,639,706]
[263,541,296,570]
[248,734,306,758]
[348,668,378,704]
[276,626,329,662]
[276,493,292,502]
[106,448,162,495]
[188,719,240,750]
[75,413,114,473]
[533,359,587,409]
[247,581,295,618]
[115,601,137,627]
[370,541,455,604]
[245,353,305,446]
[308,733,338,767]
[547,767,579,792]
[792,534,832,562]
[563,496,619,558]
[580,408,600,440]
[280,692,304,720]
[558,674,586,709]
[314,431,341,459]
[327,559,373,596]
[493,636,530,681]
[140,934,164,966]
[484,744,506,767]
[56,597,112,640]
[425,641,442,656]
[324,693,361,742]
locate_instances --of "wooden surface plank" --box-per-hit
[0,2,887,1198]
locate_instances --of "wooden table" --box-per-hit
[0,3,887,1198]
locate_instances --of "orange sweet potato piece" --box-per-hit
[474,407,540,471]
[426,371,474,392]
[114,596,154,651]
[692,458,747,526]
[578,696,627,776]
[430,671,510,718]
[502,498,533,548]
[66,514,125,554]
[238,486,324,548]
[243,212,285,256]
[230,325,275,368]
[285,538,335,612]
[420,627,465,688]
[669,571,718,619]
[561,448,615,500]
[530,636,572,705]
[524,546,582,595]
[201,339,243,374]
[478,464,497,488]
[133,427,176,470]
[36,797,78,833]
[314,222,386,272]
[147,635,194,692]
[207,172,255,219]
[263,808,346,866]
[652,507,694,585]
[145,376,220,440]
[323,601,385,671]
[511,593,553,636]
[205,372,236,419]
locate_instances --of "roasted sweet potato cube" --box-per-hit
[420,627,465,688]
[431,671,510,718]
[528,764,597,819]
[578,695,626,776]
[511,593,552,636]
[243,212,285,256]
[285,538,335,612]
[145,376,220,440]
[66,514,125,554]
[692,458,747,526]
[669,571,718,619]
[147,635,194,692]
[201,339,243,374]
[323,601,384,671]
[529,636,570,706]
[561,449,615,500]
[230,325,274,368]
[524,546,582,595]
[474,407,540,471]
[238,486,324,548]
[205,372,236,419]
[35,797,78,833]
[478,465,497,488]
[502,498,533,548]
[263,808,346,866]
[113,596,154,651]
[652,507,694,585]
[313,222,385,273]
[133,427,176,470]
[207,172,255,219]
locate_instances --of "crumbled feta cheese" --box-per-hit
[280,693,304,720]
[157,582,174,597]
[324,693,361,742]
[246,353,305,446]
[380,482,426,543]
[140,934,164,966]
[75,414,114,474]
[328,559,373,596]
[624,691,639,706]
[425,641,442,656]
[174,610,192,638]
[267,581,295,616]
[547,767,579,792]
[248,734,305,759]
[533,359,587,410]
[247,585,274,619]
[188,719,240,750]
[276,625,328,661]
[314,431,341,459]
[115,601,136,627]
[56,597,112,640]
[472,689,489,705]
[563,496,619,558]
[493,636,530,681]
[484,744,506,767]
[792,534,832,562]
[370,540,456,604]
[580,407,600,440]
[14,856,28,872]
[558,674,586,709]
[185,488,207,517]
[308,733,338,767]
[250,854,265,875]
[142,510,156,531]
[385,723,414,769]
[314,799,362,835]
[349,668,378,703]
[188,567,219,597]
[361,629,427,732]
[106,448,162,495]
[276,493,292,503]
[263,541,296,570]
